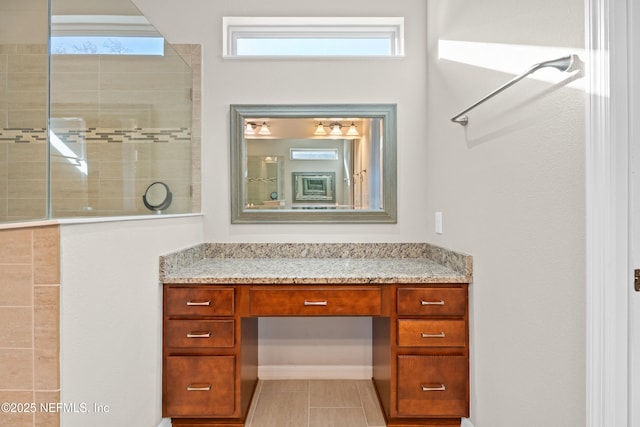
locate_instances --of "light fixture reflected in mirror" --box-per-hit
[330,122,342,136]
[245,121,271,136]
[313,121,359,137]
[314,123,327,135]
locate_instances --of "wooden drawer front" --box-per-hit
[397,319,466,347]
[397,287,466,316]
[165,355,235,417]
[250,287,381,316]
[165,320,235,348]
[165,287,234,317]
[397,355,468,417]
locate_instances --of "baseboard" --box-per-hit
[461,418,475,427]
[258,364,372,379]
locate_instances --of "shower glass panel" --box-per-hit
[49,0,193,217]
[0,0,50,222]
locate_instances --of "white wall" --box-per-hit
[60,216,202,427]
[425,1,585,427]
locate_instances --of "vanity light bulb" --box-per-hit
[314,123,327,135]
[245,123,255,135]
[258,122,271,136]
[346,122,359,136]
[330,123,342,136]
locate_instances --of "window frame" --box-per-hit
[222,17,405,59]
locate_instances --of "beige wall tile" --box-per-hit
[6,91,47,111]
[8,54,47,73]
[7,72,47,92]
[51,55,99,73]
[35,391,60,427]
[50,72,99,93]
[34,286,59,390]
[7,144,47,163]
[0,307,32,348]
[0,349,33,389]
[7,111,47,128]
[0,229,32,264]
[7,199,47,220]
[8,180,47,200]
[33,227,60,285]
[0,265,32,306]
[0,390,34,427]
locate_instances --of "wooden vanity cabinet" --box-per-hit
[162,285,258,427]
[163,283,469,427]
[373,284,469,426]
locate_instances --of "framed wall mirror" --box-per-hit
[230,104,397,223]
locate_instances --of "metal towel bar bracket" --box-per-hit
[450,54,582,126]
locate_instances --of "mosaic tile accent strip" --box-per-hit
[0,128,47,143]
[0,128,191,144]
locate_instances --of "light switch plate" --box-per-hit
[435,211,443,234]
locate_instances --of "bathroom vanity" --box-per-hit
[160,243,472,427]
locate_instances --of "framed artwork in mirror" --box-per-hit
[292,172,336,203]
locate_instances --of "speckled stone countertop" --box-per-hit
[160,243,472,285]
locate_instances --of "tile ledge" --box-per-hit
[1,213,202,230]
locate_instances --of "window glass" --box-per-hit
[224,17,404,58]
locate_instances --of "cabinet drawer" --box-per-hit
[397,355,468,417]
[165,287,234,317]
[250,287,381,316]
[164,355,235,417]
[397,319,466,347]
[397,287,466,316]
[165,320,235,348]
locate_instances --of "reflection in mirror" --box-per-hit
[231,105,397,223]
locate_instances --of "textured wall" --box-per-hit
[425,0,585,426]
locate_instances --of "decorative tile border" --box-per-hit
[0,127,191,144]
[0,128,47,143]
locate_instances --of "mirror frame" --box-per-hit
[230,104,397,224]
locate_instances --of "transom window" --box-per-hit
[223,17,404,58]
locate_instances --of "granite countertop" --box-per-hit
[160,243,472,285]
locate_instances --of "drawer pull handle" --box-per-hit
[187,384,212,392]
[304,300,328,306]
[186,300,211,306]
[421,332,446,338]
[421,300,445,306]
[186,331,211,338]
[421,384,446,392]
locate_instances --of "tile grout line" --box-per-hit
[246,379,262,427]
[355,381,368,426]
[307,380,311,427]
[31,229,36,427]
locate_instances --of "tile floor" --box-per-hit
[245,379,386,427]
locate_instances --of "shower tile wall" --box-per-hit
[0,225,60,427]
[0,44,48,222]
[0,43,201,221]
